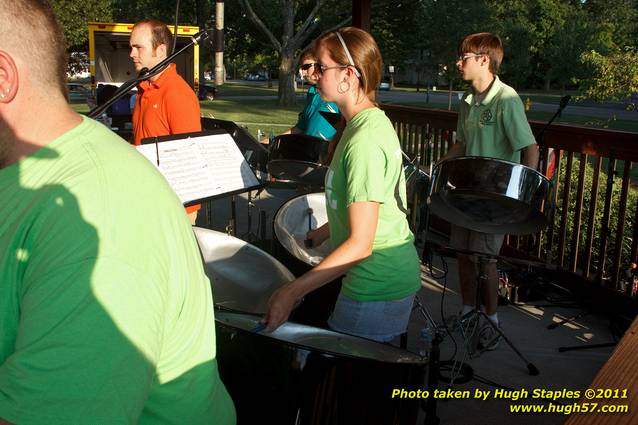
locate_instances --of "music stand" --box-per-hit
[137,129,264,233]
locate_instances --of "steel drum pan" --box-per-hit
[272,192,340,328]
[267,134,330,187]
[193,227,295,314]
[273,192,332,266]
[215,310,426,425]
[428,157,552,235]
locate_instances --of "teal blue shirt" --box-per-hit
[296,85,339,141]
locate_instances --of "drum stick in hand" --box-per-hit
[304,208,314,248]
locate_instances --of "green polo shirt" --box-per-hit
[457,76,536,162]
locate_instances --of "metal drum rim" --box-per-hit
[215,310,426,365]
[435,155,551,184]
[194,226,295,278]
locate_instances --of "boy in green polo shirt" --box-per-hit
[441,32,539,349]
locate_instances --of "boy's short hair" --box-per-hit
[458,32,503,74]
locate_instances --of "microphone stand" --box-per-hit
[534,95,570,266]
[535,95,571,173]
[88,30,210,119]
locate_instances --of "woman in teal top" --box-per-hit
[261,47,339,143]
[265,27,421,342]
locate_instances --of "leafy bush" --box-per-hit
[549,154,637,288]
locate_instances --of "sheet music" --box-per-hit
[136,132,260,204]
[196,133,260,190]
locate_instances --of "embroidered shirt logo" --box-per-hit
[480,109,493,126]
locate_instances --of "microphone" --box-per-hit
[192,29,210,44]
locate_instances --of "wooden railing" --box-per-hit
[381,103,638,296]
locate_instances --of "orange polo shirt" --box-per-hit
[133,63,201,214]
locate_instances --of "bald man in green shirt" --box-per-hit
[0,1,234,423]
[441,32,539,350]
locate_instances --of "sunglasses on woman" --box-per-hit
[300,63,316,71]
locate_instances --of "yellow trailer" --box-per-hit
[87,22,200,92]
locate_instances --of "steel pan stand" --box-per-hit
[240,190,260,243]
[462,253,540,376]
[412,295,441,425]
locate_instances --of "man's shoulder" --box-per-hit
[162,75,198,103]
[493,78,522,105]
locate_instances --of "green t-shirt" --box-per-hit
[457,76,536,162]
[0,116,235,425]
[325,107,421,301]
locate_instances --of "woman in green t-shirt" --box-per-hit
[265,27,421,342]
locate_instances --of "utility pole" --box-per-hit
[215,0,225,85]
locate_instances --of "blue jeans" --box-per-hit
[327,293,415,342]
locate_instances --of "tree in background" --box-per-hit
[369,0,427,87]
[52,0,112,75]
[578,0,637,109]
[54,0,638,97]
[489,0,535,89]
[237,0,351,106]
[421,0,494,106]
[583,0,638,50]
[111,0,198,24]
[581,48,638,111]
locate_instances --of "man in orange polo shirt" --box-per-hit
[130,19,201,222]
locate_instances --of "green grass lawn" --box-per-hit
[200,98,299,137]
[215,81,309,97]
[74,98,301,138]
[216,82,278,96]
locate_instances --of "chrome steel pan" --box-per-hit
[216,310,424,364]
[215,310,425,425]
[428,156,552,235]
[193,227,295,314]
[267,134,329,186]
[273,192,333,266]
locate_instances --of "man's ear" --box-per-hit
[156,43,168,59]
[0,50,18,103]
